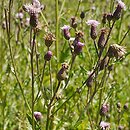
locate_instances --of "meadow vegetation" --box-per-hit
[0,0,130,129]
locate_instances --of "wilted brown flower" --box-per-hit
[44,33,55,47]
[107,44,126,59]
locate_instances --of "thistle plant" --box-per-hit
[1,0,130,130]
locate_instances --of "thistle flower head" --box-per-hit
[61,25,70,31]
[107,44,126,59]
[34,111,42,121]
[100,104,109,116]
[61,25,71,40]
[100,121,110,130]
[117,0,126,10]
[86,20,100,27]
[74,42,84,55]
[23,0,43,15]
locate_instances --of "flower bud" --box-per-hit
[100,104,109,116]
[107,13,113,22]
[97,28,107,49]
[57,63,69,81]
[44,51,53,61]
[34,111,42,121]
[80,11,85,19]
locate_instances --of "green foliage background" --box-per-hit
[0,0,130,129]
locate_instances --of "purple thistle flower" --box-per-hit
[100,121,110,130]
[100,104,109,116]
[74,41,84,55]
[113,0,126,20]
[86,20,100,40]
[34,111,42,121]
[61,25,71,40]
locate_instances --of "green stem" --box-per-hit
[119,28,130,45]
[46,81,61,130]
[75,0,81,17]
[55,0,59,72]
[4,2,31,113]
[30,29,36,130]
[64,54,76,89]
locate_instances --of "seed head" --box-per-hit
[44,33,55,47]
[61,25,71,40]
[44,51,53,61]
[75,30,84,40]
[100,121,110,130]
[70,17,77,29]
[107,44,126,59]
[34,111,42,121]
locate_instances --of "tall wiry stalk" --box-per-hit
[5,0,31,113]
[30,29,36,130]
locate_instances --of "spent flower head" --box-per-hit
[107,44,126,59]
